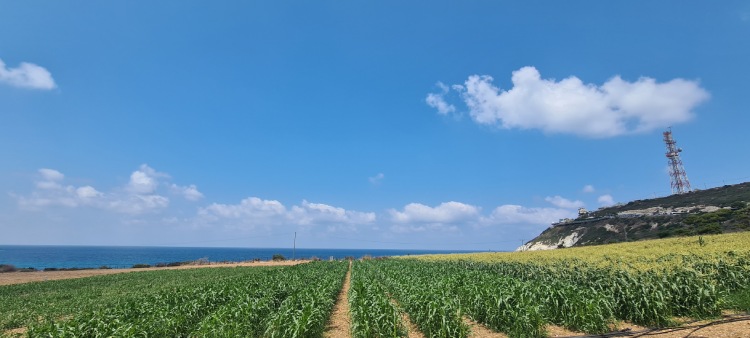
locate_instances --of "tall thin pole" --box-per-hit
[293,232,296,261]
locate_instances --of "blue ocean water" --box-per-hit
[0,245,478,270]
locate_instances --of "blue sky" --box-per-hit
[1,1,749,250]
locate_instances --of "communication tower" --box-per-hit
[663,128,691,194]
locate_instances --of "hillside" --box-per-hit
[518,182,750,251]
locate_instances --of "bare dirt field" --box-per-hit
[0,260,307,286]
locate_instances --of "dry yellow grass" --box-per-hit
[410,232,750,271]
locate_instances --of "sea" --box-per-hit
[0,245,478,270]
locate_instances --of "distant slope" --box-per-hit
[518,182,750,251]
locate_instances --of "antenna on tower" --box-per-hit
[663,128,691,194]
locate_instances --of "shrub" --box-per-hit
[0,264,17,273]
[272,254,286,261]
[192,257,210,265]
[132,264,151,269]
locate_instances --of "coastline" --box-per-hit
[0,259,308,286]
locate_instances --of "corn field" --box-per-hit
[348,253,749,338]
[3,234,750,338]
[22,262,347,337]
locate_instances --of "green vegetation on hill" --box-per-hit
[592,182,750,216]
[524,182,750,249]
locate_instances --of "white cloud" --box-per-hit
[369,173,385,185]
[171,184,204,201]
[36,168,65,190]
[425,82,456,115]
[127,164,166,194]
[387,200,576,233]
[485,205,573,226]
[387,201,481,233]
[19,170,93,209]
[292,200,376,226]
[430,66,709,138]
[198,198,375,230]
[390,223,460,234]
[39,168,64,181]
[389,201,480,224]
[544,195,585,209]
[16,165,183,214]
[200,197,287,220]
[76,186,101,199]
[598,194,615,206]
[582,185,595,193]
[0,59,56,90]
[107,194,170,214]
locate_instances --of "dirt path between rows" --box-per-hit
[464,316,507,338]
[0,260,307,286]
[399,305,426,338]
[324,261,352,338]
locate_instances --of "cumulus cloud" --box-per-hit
[386,201,480,233]
[198,197,375,230]
[106,194,170,214]
[200,197,286,220]
[369,173,385,185]
[36,168,65,190]
[425,82,456,115]
[171,184,204,201]
[428,66,709,138]
[127,164,167,194]
[544,195,585,209]
[19,170,102,209]
[598,194,615,206]
[16,165,203,214]
[0,59,56,90]
[76,186,102,199]
[292,200,376,226]
[485,205,573,226]
[387,200,576,233]
[39,168,64,181]
[389,201,480,224]
[582,185,596,193]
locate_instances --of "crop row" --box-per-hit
[352,257,739,338]
[456,259,724,326]
[348,262,405,338]
[26,262,347,337]
[364,260,469,338]
[0,267,257,332]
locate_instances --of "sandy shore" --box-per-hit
[0,260,308,286]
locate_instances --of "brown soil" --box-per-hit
[459,317,750,338]
[546,324,586,337]
[0,260,307,286]
[323,261,352,338]
[545,316,750,337]
[464,316,508,338]
[610,320,649,332]
[401,310,426,338]
[387,298,425,338]
[628,315,750,338]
